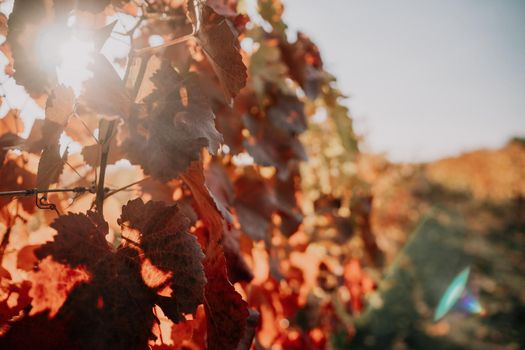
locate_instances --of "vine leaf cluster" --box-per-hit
[0,0,364,349]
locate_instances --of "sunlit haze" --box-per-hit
[0,2,135,139]
[57,36,94,95]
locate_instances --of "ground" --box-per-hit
[350,140,525,349]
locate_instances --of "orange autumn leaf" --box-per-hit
[29,257,90,317]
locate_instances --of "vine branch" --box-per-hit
[104,177,149,200]
[132,32,194,56]
[94,120,117,216]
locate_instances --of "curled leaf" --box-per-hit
[189,3,247,100]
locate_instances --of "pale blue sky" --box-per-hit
[283,0,525,162]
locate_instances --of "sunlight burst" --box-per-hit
[56,36,95,95]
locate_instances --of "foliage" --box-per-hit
[0,0,371,349]
[353,147,525,349]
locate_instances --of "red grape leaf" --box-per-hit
[267,93,307,134]
[243,112,307,179]
[33,85,73,185]
[0,265,11,279]
[222,227,253,283]
[213,90,258,155]
[81,138,122,167]
[36,211,112,270]
[195,58,230,105]
[140,257,172,289]
[0,313,80,350]
[234,170,278,241]
[24,119,63,155]
[0,160,36,212]
[235,309,260,350]
[204,246,249,350]
[63,107,100,146]
[214,103,244,154]
[206,0,237,17]
[279,32,324,99]
[180,161,250,345]
[124,60,221,180]
[17,244,39,271]
[36,247,156,350]
[0,280,31,325]
[36,142,68,190]
[32,212,162,349]
[46,85,75,126]
[28,256,90,317]
[189,3,247,101]
[82,54,130,118]
[118,198,206,322]
[180,160,225,245]
[205,158,235,223]
[273,167,303,236]
[168,319,195,349]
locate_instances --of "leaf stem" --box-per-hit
[132,32,194,56]
[0,226,12,261]
[120,235,140,247]
[104,177,149,200]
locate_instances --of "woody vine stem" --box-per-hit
[92,19,196,217]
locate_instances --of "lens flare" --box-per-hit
[456,291,486,316]
[434,267,470,321]
[434,267,485,321]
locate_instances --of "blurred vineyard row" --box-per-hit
[350,138,525,349]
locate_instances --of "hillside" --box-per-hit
[352,140,525,349]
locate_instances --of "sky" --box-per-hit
[283,0,525,162]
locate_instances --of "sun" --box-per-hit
[35,14,135,96]
[56,35,95,95]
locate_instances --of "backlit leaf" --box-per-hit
[119,198,206,322]
[124,60,221,180]
[190,3,247,101]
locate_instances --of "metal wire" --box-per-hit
[0,187,96,197]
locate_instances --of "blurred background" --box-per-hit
[281,1,525,349]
